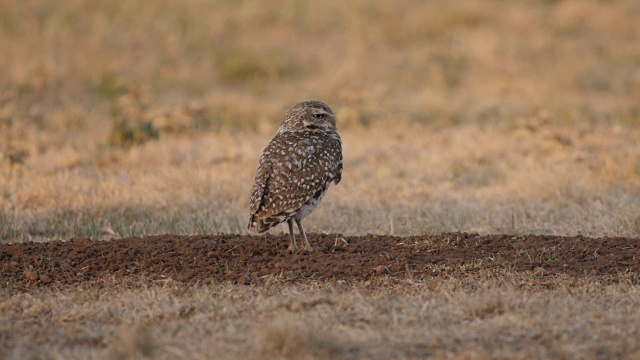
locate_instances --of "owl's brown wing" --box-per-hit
[248,154,271,216]
[248,131,342,232]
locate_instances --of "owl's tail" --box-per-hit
[247,214,269,234]
[247,213,287,234]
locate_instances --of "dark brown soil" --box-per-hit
[1,233,639,291]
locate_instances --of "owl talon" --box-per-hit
[299,247,315,254]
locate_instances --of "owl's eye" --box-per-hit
[313,113,325,120]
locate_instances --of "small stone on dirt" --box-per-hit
[533,267,547,276]
[24,269,39,281]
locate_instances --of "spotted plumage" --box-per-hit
[248,101,343,253]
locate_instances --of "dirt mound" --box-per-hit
[1,233,639,291]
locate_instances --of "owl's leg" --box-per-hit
[295,218,313,251]
[286,218,299,253]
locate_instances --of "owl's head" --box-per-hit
[280,100,337,132]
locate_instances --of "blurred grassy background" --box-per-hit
[1,0,640,241]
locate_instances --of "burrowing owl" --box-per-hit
[248,101,343,253]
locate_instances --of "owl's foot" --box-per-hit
[286,244,299,254]
[298,245,316,254]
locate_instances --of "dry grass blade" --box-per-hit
[252,315,347,360]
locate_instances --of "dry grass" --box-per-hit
[2,121,640,241]
[2,2,640,357]
[2,0,639,241]
[2,276,640,359]
[1,0,640,240]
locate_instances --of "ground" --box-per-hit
[2,233,638,289]
[2,233,640,359]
